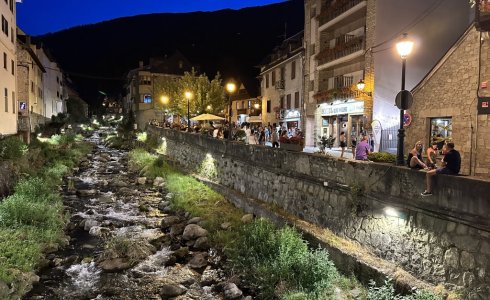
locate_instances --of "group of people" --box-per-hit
[406,140,461,196]
[243,122,302,147]
[338,131,375,160]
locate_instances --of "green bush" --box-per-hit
[0,136,28,160]
[14,177,57,201]
[368,280,443,300]
[368,152,396,163]
[229,219,338,299]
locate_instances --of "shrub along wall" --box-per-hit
[149,126,490,299]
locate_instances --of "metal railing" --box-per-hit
[316,35,365,66]
[318,0,364,26]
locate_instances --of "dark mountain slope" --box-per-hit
[37,0,304,107]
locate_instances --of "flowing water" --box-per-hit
[24,130,228,300]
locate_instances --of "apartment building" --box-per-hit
[37,47,66,119]
[304,0,375,147]
[259,31,304,131]
[16,29,45,141]
[0,0,17,135]
[125,52,193,129]
[229,84,262,125]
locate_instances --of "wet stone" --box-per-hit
[159,284,187,298]
[183,224,208,240]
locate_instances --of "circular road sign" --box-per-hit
[395,90,414,110]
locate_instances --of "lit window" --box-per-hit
[430,117,452,150]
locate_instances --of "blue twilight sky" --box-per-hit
[17,0,286,36]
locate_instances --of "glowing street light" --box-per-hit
[160,96,169,125]
[395,33,414,166]
[226,81,237,140]
[184,91,193,131]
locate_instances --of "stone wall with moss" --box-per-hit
[150,126,490,299]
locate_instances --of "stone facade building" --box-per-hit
[124,52,194,130]
[259,31,304,130]
[229,84,261,125]
[304,0,375,148]
[407,25,490,178]
[0,0,17,136]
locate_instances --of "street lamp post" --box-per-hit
[395,34,414,166]
[226,82,236,140]
[160,96,169,126]
[185,91,193,131]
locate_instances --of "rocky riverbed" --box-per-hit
[24,131,251,300]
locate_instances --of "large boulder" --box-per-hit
[99,258,132,273]
[160,216,181,229]
[223,283,243,300]
[188,252,208,269]
[159,284,187,298]
[182,224,208,240]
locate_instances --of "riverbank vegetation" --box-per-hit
[0,133,92,296]
[128,145,445,300]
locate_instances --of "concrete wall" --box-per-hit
[150,126,490,299]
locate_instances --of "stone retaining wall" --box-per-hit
[149,126,490,299]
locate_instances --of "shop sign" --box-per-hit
[478,97,490,114]
[19,101,27,110]
[321,102,364,116]
[284,109,301,119]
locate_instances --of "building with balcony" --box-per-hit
[259,31,305,131]
[304,0,473,151]
[36,46,66,119]
[304,0,375,148]
[229,83,262,125]
[0,0,17,136]
[124,51,194,129]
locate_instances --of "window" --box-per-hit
[294,92,300,108]
[265,73,269,88]
[9,0,13,12]
[4,88,7,112]
[291,61,296,80]
[271,71,276,86]
[139,75,151,85]
[280,67,285,81]
[11,91,14,113]
[143,94,152,103]
[3,52,6,69]
[31,81,34,93]
[280,96,284,109]
[10,27,13,43]
[430,117,452,150]
[10,59,13,75]
[1,15,8,36]
[286,94,291,109]
[267,100,271,113]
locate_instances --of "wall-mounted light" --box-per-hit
[356,79,372,97]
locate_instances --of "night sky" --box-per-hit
[17,0,286,36]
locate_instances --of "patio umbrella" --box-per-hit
[190,113,225,121]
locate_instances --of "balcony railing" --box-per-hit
[316,35,364,66]
[476,0,490,31]
[318,0,364,26]
[275,80,285,90]
[18,116,30,132]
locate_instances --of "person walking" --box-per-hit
[271,128,279,148]
[339,131,347,158]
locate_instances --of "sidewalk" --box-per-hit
[263,142,356,159]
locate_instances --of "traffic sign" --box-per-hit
[395,90,413,110]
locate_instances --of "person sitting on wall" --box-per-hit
[355,135,371,161]
[426,142,438,169]
[407,141,428,170]
[421,142,461,197]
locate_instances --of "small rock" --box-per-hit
[84,219,100,231]
[165,193,173,200]
[193,237,209,250]
[99,258,132,272]
[187,217,202,225]
[153,177,165,187]
[223,283,243,300]
[220,222,232,230]
[173,247,189,259]
[112,180,128,187]
[164,255,177,267]
[159,284,187,298]
[241,214,254,224]
[201,266,220,286]
[53,258,64,267]
[89,226,111,238]
[158,201,170,211]
[44,244,59,254]
[183,224,208,240]
[77,189,98,197]
[170,224,186,236]
[98,194,114,203]
[160,216,181,229]
[188,252,208,269]
[63,255,78,265]
[137,177,147,185]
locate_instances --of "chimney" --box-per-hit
[139,61,144,68]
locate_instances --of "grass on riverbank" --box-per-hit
[0,134,92,288]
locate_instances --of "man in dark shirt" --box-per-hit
[421,142,461,196]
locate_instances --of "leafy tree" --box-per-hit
[153,69,226,118]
